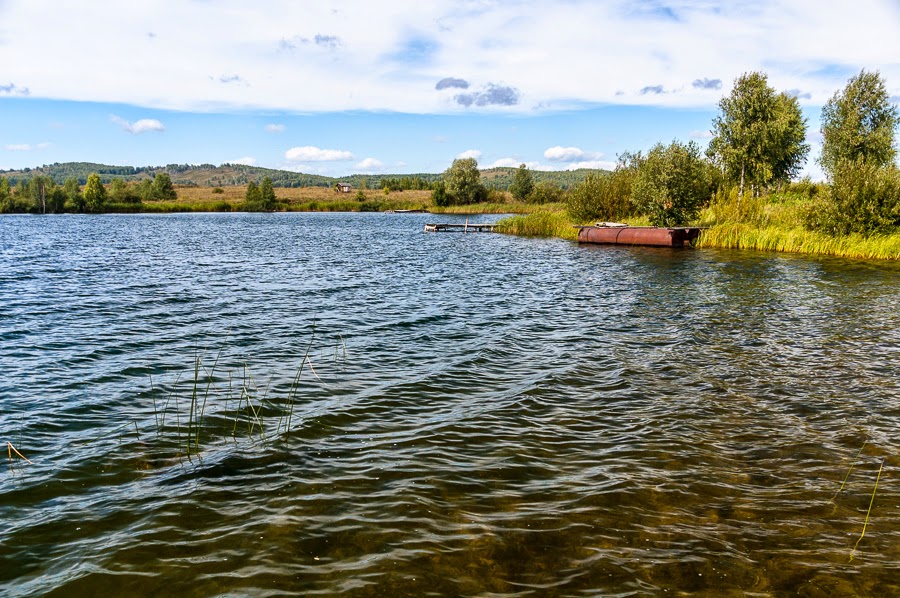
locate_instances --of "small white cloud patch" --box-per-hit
[265,124,286,133]
[4,142,51,151]
[456,149,482,160]
[355,158,384,170]
[111,115,165,134]
[231,156,257,166]
[284,146,354,162]
[544,146,602,162]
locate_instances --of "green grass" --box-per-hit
[495,209,650,240]
[698,223,900,260]
[495,211,579,240]
[431,201,560,215]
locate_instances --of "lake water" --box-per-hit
[1,212,899,596]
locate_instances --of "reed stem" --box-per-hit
[850,459,885,560]
[7,441,33,464]
[832,440,867,505]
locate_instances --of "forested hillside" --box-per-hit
[0,162,601,189]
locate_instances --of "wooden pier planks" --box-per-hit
[424,222,497,233]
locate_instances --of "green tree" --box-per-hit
[805,160,900,235]
[431,180,449,207]
[47,187,66,213]
[244,180,263,210]
[508,163,535,202]
[83,173,107,213]
[632,141,712,226]
[259,177,277,210]
[29,175,51,213]
[152,172,177,201]
[0,177,11,212]
[64,177,84,212]
[109,178,141,204]
[137,179,154,202]
[819,70,899,178]
[444,158,486,205]
[709,72,809,196]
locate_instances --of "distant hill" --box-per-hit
[0,162,605,190]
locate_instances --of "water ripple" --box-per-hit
[1,213,899,596]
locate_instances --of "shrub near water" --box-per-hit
[632,141,712,226]
[805,160,900,235]
[566,168,634,222]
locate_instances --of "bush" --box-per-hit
[528,181,564,205]
[805,160,900,235]
[432,181,450,207]
[782,177,820,200]
[485,188,507,203]
[632,141,712,226]
[359,201,383,212]
[566,168,634,223]
[212,187,225,194]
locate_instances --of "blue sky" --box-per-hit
[2,1,899,180]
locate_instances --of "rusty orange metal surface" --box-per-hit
[576,226,702,248]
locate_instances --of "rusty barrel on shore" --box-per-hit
[576,225,702,248]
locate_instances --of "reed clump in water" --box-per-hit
[496,211,579,240]
[134,333,346,463]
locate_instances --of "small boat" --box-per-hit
[576,224,702,248]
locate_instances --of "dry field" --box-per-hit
[173,185,433,206]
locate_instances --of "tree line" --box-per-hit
[437,69,897,236]
[0,172,178,213]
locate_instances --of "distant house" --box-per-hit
[336,183,352,193]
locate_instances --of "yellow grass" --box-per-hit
[170,185,433,209]
[698,223,900,260]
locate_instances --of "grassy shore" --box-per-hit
[493,200,900,260]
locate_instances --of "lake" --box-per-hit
[1,212,899,596]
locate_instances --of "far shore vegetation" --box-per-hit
[3,70,900,260]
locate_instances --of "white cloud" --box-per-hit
[231,156,257,166]
[2,2,900,115]
[456,149,482,160]
[4,142,51,151]
[544,146,603,162]
[111,115,165,134]
[354,157,384,170]
[689,130,713,140]
[284,146,354,162]
[545,146,586,162]
[265,124,285,133]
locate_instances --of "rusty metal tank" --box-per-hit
[576,225,702,248]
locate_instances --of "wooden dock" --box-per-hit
[424,222,497,233]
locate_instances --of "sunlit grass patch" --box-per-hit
[698,223,900,260]
[495,211,579,240]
